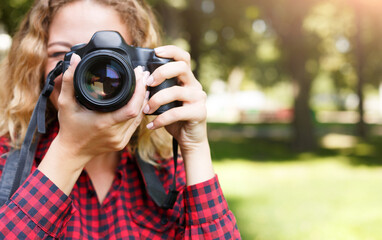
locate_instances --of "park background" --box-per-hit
[2,0,382,239]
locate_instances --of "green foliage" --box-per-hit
[0,0,32,35]
[5,1,382,112]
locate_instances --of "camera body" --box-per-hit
[62,31,179,113]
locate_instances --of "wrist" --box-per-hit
[180,139,215,186]
[178,136,209,157]
[53,136,92,168]
[37,137,90,195]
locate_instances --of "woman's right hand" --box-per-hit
[55,53,148,161]
[38,54,148,194]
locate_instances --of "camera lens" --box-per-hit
[84,59,123,101]
[74,50,135,112]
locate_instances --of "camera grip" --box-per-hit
[148,78,181,115]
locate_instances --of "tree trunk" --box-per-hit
[182,0,203,79]
[354,5,367,138]
[258,0,317,152]
[291,72,316,151]
[282,21,316,152]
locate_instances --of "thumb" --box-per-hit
[60,53,81,99]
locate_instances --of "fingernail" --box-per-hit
[146,122,154,129]
[70,53,80,65]
[143,104,150,114]
[137,65,144,73]
[146,75,154,86]
[155,47,165,55]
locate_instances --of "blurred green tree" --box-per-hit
[304,2,355,111]
[308,0,382,138]
[152,0,319,151]
[254,0,321,151]
[0,0,32,35]
[347,0,382,138]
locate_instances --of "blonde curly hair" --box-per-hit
[0,0,172,163]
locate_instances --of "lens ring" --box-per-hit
[82,59,124,101]
[74,50,136,112]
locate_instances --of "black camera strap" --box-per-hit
[0,61,179,209]
[0,61,62,206]
[136,138,179,209]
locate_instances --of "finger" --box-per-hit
[147,61,201,88]
[126,87,150,131]
[59,53,81,106]
[121,91,149,140]
[143,86,206,115]
[134,65,145,81]
[111,69,149,123]
[110,89,149,148]
[154,45,191,66]
[146,104,207,130]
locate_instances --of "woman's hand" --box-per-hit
[143,46,215,185]
[38,54,149,194]
[55,54,148,160]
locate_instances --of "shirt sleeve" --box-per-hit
[0,169,75,239]
[182,175,241,239]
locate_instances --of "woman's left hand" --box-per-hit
[143,45,214,185]
[143,46,207,152]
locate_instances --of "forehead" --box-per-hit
[48,1,131,46]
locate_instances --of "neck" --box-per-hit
[85,151,120,204]
[85,151,119,173]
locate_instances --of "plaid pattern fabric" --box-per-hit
[0,122,241,239]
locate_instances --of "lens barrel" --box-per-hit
[73,50,135,112]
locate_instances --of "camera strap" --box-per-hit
[0,60,179,209]
[136,138,179,209]
[0,61,62,206]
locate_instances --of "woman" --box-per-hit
[0,0,240,239]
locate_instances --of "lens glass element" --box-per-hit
[84,59,124,100]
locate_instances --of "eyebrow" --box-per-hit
[47,41,72,48]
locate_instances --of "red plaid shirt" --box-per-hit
[0,121,240,239]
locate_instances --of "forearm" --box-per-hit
[37,136,89,195]
[181,139,215,186]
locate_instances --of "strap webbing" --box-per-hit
[136,138,179,209]
[0,61,63,205]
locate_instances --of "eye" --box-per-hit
[48,52,66,58]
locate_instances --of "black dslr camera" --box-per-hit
[62,31,179,113]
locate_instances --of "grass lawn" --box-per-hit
[209,123,382,240]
